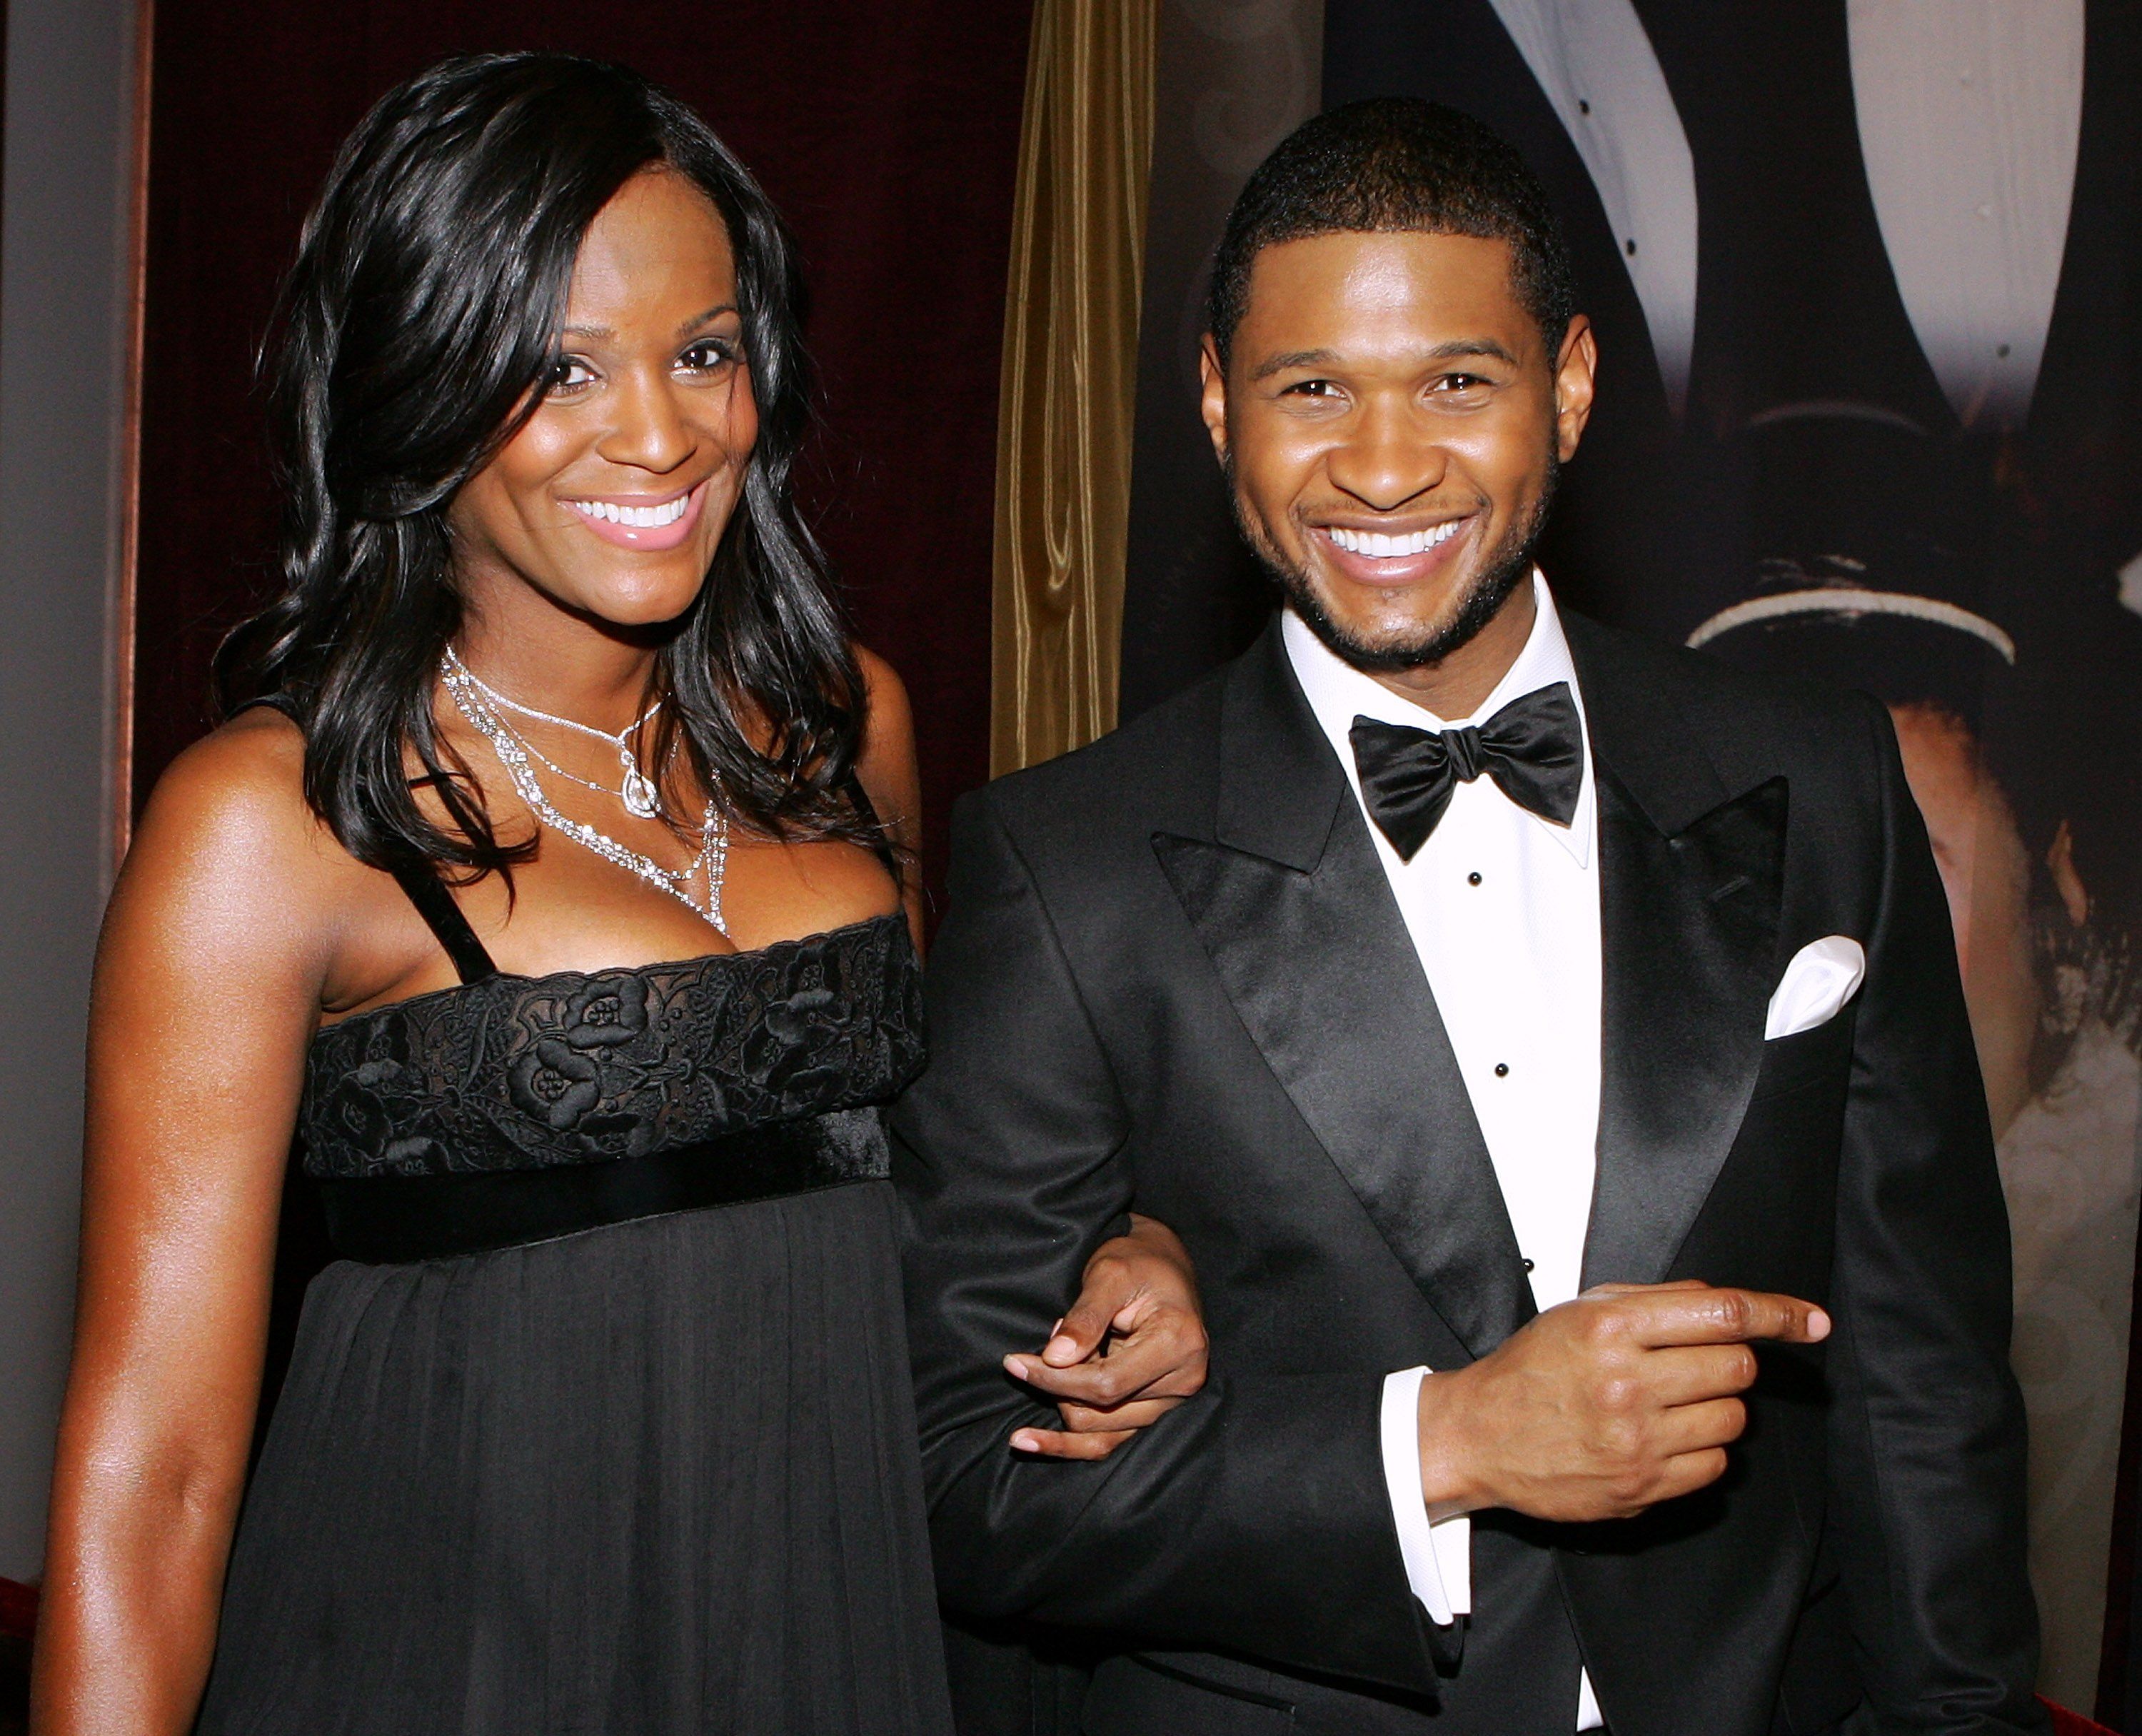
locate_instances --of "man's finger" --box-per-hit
[1626,1287,1829,1348]
[1651,1395,1750,1457]
[1641,1342,1762,1407]
[1648,1445,1732,1505]
[1010,1424,1136,1459]
[1585,1278,1708,1298]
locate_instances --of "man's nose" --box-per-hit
[598,371,695,474]
[1324,400,1447,511]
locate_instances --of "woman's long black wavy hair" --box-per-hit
[214,52,881,876]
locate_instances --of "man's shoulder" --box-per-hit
[1564,606,1884,777]
[1567,607,1871,729]
[965,657,1233,848]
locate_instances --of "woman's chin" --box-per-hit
[549,566,710,633]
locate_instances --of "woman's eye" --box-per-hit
[545,356,596,394]
[678,338,737,373]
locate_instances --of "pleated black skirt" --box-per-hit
[198,1179,954,1736]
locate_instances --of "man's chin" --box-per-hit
[1281,563,1528,675]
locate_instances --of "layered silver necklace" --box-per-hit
[440,649,728,930]
[445,645,668,818]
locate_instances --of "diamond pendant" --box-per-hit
[620,750,663,819]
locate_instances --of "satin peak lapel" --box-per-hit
[1152,627,1534,1360]
[1582,768,1787,1288]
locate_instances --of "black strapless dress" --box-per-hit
[197,895,952,1736]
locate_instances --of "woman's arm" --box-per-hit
[853,646,925,949]
[31,721,338,1736]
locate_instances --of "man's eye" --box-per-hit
[1285,378,1338,398]
[679,338,737,373]
[545,356,596,393]
[1435,373,1487,392]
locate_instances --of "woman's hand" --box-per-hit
[1000,1213,1209,1460]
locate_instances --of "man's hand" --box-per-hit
[1002,1214,1210,1460]
[1419,1280,1830,1522]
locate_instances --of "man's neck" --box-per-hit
[1367,578,1539,721]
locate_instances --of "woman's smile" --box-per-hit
[560,477,709,551]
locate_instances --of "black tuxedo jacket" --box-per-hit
[892,612,2041,1736]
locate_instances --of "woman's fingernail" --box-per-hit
[1010,1430,1040,1452]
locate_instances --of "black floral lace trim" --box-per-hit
[299,914,925,1179]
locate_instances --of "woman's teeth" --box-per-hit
[568,493,690,528]
[1327,520,1463,557]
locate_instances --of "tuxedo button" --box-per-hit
[1494,1063,1509,1077]
[1467,871,1482,885]
[1522,1258,1535,1272]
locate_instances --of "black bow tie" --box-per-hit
[1348,683,1584,861]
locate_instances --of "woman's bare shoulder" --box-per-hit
[114,708,363,975]
[853,645,914,772]
[850,643,919,829]
[854,643,912,734]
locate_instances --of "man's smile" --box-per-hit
[1312,510,1482,588]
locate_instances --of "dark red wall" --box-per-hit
[133,1,1031,906]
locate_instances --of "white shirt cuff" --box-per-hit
[1379,1366,1472,1624]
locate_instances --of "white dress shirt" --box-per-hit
[1283,574,1606,1730]
[1487,0,1698,416]
[1848,0,2083,431]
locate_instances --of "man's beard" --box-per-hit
[1230,453,1557,675]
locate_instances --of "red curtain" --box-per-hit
[132,1,1032,908]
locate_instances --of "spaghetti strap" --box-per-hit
[389,863,500,984]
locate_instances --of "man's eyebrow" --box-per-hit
[1426,336,1521,366]
[557,305,739,344]
[1250,348,1339,382]
[1248,336,1522,381]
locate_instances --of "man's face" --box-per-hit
[1201,230,1594,675]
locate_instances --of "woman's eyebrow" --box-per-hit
[557,304,740,344]
[675,303,738,336]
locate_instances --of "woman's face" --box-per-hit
[446,166,758,628]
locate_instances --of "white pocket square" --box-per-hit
[1764,935,1866,1040]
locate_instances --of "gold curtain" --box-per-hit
[990,0,1157,778]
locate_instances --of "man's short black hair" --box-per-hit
[1207,97,1578,368]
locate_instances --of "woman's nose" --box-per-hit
[598,371,695,474]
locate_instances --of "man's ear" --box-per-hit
[1198,333,1230,467]
[1552,314,1598,463]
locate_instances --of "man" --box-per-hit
[895,101,2041,1735]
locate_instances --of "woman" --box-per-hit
[32,54,1203,1735]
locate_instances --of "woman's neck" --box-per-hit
[452,584,665,736]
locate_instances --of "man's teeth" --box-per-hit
[1327,520,1463,557]
[568,493,690,528]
